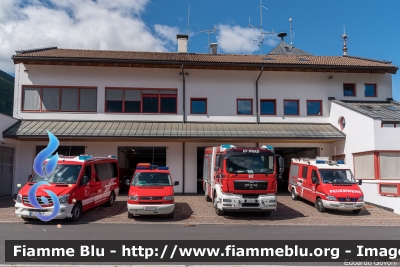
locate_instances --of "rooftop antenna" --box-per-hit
[197,27,218,54]
[289,17,293,49]
[187,5,190,52]
[248,0,274,54]
[341,25,348,56]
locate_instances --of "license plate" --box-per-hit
[344,204,353,207]
[144,207,156,211]
[245,199,257,203]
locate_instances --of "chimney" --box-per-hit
[177,34,189,53]
[210,43,218,55]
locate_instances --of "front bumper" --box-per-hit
[127,203,175,215]
[15,202,74,219]
[220,194,277,211]
[322,200,364,210]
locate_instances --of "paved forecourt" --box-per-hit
[1,195,399,226]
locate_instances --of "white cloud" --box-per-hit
[0,0,177,73]
[154,24,179,47]
[216,24,279,54]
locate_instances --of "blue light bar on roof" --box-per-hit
[158,166,169,170]
[149,165,158,170]
[337,160,345,164]
[79,155,93,160]
[108,155,116,159]
[136,166,148,170]
[262,145,274,150]
[316,160,326,164]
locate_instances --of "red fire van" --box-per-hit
[288,157,364,213]
[126,163,179,219]
[15,155,119,222]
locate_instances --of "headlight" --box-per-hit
[164,196,173,201]
[327,195,337,201]
[358,196,364,202]
[58,194,69,204]
[129,195,138,201]
[16,194,22,203]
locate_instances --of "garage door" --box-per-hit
[0,146,13,196]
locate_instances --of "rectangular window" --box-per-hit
[379,153,400,179]
[22,86,97,112]
[105,88,177,114]
[42,88,59,111]
[106,89,123,112]
[307,100,322,116]
[237,99,253,115]
[354,153,375,179]
[23,88,40,110]
[260,99,276,115]
[365,84,377,97]
[302,166,308,178]
[79,89,97,112]
[343,83,356,96]
[61,88,78,111]
[124,90,141,113]
[284,100,299,115]
[191,98,207,114]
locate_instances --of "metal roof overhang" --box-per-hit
[3,121,345,142]
[12,57,397,74]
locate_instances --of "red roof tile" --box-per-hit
[12,48,398,72]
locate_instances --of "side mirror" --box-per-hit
[358,179,362,185]
[214,166,220,172]
[279,167,284,174]
[82,175,90,185]
[311,176,319,184]
[279,157,284,168]
[174,181,179,186]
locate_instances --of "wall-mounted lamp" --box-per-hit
[179,72,189,76]
[24,70,28,73]
[328,76,333,79]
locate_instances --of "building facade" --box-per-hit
[2,38,400,213]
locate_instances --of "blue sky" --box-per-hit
[1,0,399,99]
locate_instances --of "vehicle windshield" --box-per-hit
[225,149,274,174]
[132,172,172,186]
[30,164,82,184]
[319,169,356,184]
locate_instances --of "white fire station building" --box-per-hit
[1,35,400,213]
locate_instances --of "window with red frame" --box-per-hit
[105,89,177,113]
[190,98,207,114]
[343,83,356,96]
[307,100,322,116]
[237,99,253,115]
[365,84,377,97]
[22,86,97,112]
[284,100,299,115]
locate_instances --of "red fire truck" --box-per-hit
[203,144,283,216]
[288,157,364,213]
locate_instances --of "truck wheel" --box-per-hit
[128,212,134,219]
[214,197,224,216]
[67,203,82,222]
[205,189,211,202]
[352,209,362,214]
[291,189,298,201]
[105,191,115,206]
[260,211,271,216]
[315,198,325,213]
[167,211,174,219]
